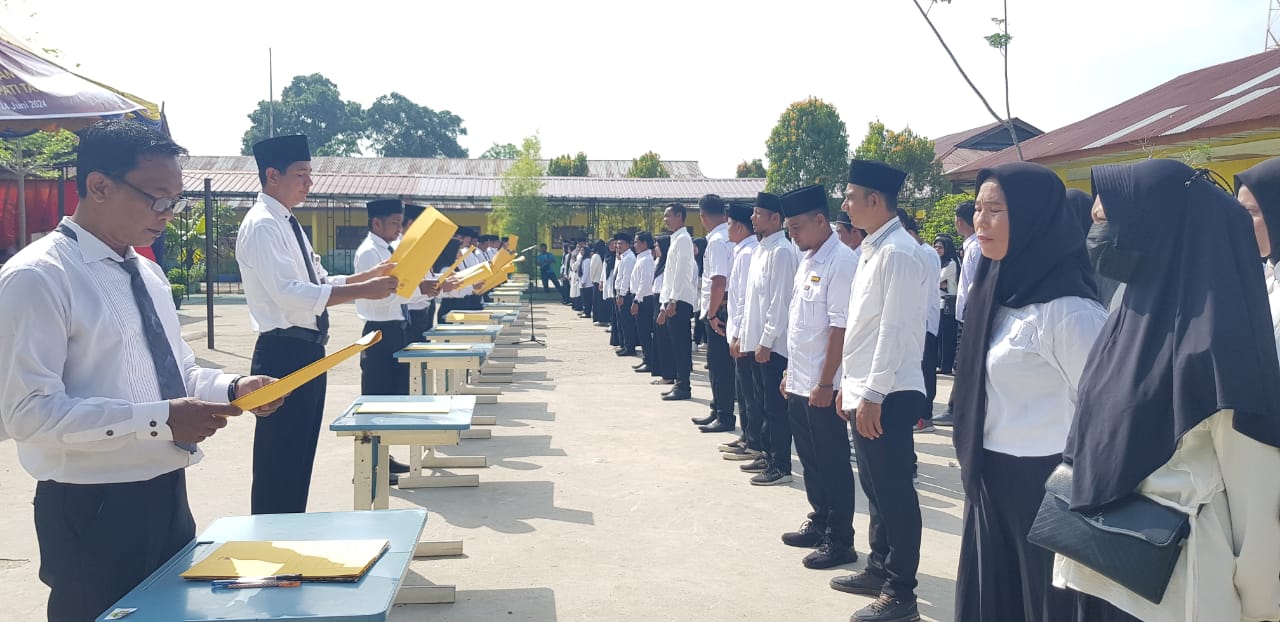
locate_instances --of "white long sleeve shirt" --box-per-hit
[726,236,759,343]
[785,232,857,396]
[700,222,732,318]
[631,250,656,298]
[739,230,800,357]
[354,232,411,322]
[840,219,932,403]
[921,243,941,336]
[660,228,699,306]
[237,193,347,333]
[940,258,959,295]
[0,218,236,484]
[956,233,981,322]
[614,249,636,296]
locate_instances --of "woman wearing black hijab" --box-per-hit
[1056,159,1280,622]
[1236,157,1280,360]
[1066,187,1123,310]
[951,162,1105,622]
[933,234,961,374]
[650,235,676,385]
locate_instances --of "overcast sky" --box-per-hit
[4,0,1269,177]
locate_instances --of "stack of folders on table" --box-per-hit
[181,539,390,583]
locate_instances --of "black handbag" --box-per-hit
[1027,464,1191,604]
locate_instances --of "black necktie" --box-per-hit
[117,258,199,454]
[288,215,330,334]
[389,244,408,321]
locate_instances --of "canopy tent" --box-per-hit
[0,27,164,247]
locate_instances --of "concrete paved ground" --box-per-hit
[0,297,963,621]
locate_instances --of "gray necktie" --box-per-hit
[117,258,199,453]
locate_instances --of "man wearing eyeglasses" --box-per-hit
[0,120,285,622]
[237,135,399,515]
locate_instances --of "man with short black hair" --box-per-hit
[933,200,978,427]
[630,232,658,373]
[613,232,639,356]
[719,202,762,461]
[658,203,698,400]
[693,194,736,433]
[0,120,283,621]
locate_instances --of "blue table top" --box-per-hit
[424,324,502,335]
[394,343,494,359]
[329,395,476,432]
[96,509,427,622]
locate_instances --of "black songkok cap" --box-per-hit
[366,198,403,219]
[755,192,783,214]
[727,202,754,225]
[612,232,632,243]
[780,184,829,218]
[403,203,425,221]
[252,135,311,175]
[847,159,907,197]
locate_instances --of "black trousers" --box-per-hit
[437,297,458,324]
[853,390,924,601]
[944,320,964,415]
[922,332,938,420]
[955,451,1075,622]
[360,320,410,395]
[540,270,561,293]
[580,287,594,317]
[693,314,707,345]
[251,333,327,514]
[595,289,612,323]
[35,469,195,622]
[652,302,674,380]
[637,295,656,368]
[618,294,638,351]
[460,293,484,311]
[705,319,735,424]
[408,305,434,343]
[665,301,694,388]
[751,352,791,474]
[938,312,958,374]
[788,393,856,545]
[736,355,764,450]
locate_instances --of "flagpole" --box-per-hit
[268,47,274,138]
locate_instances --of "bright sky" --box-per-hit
[3,0,1268,177]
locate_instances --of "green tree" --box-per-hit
[920,193,973,245]
[240,73,365,156]
[764,97,849,197]
[490,135,548,248]
[480,142,520,159]
[853,121,948,207]
[0,130,78,248]
[627,151,669,178]
[547,151,589,176]
[736,159,766,178]
[364,92,467,158]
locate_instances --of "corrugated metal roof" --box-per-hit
[932,119,1043,174]
[178,156,705,179]
[952,48,1280,176]
[182,170,765,209]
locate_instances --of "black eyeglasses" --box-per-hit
[111,175,190,214]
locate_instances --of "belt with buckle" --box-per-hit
[261,326,329,346]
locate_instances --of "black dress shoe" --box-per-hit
[781,520,826,548]
[803,541,858,569]
[739,456,769,473]
[698,420,736,433]
[633,365,651,373]
[851,595,920,622]
[830,569,888,596]
[691,413,717,426]
[389,457,410,474]
[661,390,691,401]
[615,349,637,357]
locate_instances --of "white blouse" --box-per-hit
[940,258,959,296]
[1266,262,1280,363]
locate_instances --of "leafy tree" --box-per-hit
[365,92,467,158]
[853,121,948,207]
[627,151,669,178]
[490,135,549,249]
[764,97,849,197]
[736,159,766,178]
[240,73,365,156]
[920,193,973,245]
[0,130,77,247]
[480,143,520,159]
[547,151,589,176]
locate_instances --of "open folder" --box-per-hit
[388,206,457,298]
[453,261,496,290]
[231,331,383,412]
[181,539,390,581]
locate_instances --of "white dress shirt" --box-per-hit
[956,233,981,322]
[726,236,759,343]
[700,222,732,318]
[739,230,801,357]
[581,254,595,290]
[589,254,604,288]
[1268,263,1280,363]
[940,258,959,295]
[237,192,347,333]
[0,219,235,484]
[614,249,636,296]
[603,257,616,298]
[921,243,942,336]
[631,250,656,299]
[660,228,699,306]
[785,232,856,396]
[840,219,932,403]
[982,296,1105,456]
[354,232,411,322]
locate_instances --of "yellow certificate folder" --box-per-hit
[454,261,495,290]
[388,206,457,298]
[181,539,390,581]
[231,332,383,411]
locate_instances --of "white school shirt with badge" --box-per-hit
[785,232,857,397]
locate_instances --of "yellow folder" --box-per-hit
[388,206,457,298]
[181,539,390,581]
[231,332,382,412]
[453,261,495,290]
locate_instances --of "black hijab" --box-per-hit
[952,162,1099,499]
[432,238,462,273]
[693,237,708,277]
[653,234,672,277]
[1235,157,1280,264]
[1065,188,1094,237]
[1064,159,1280,511]
[934,235,960,272]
